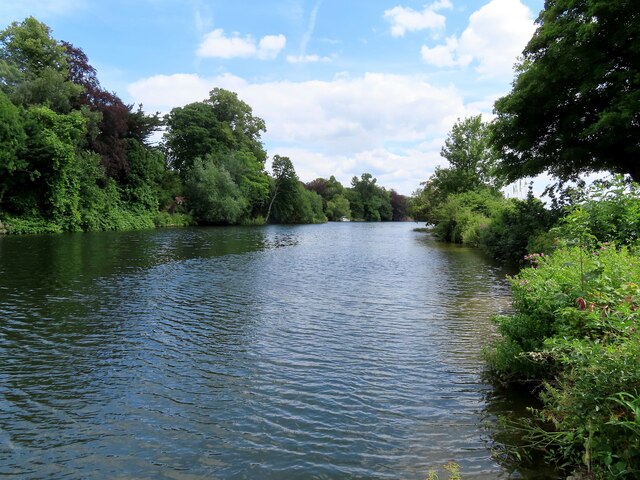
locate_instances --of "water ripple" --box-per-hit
[0,223,512,479]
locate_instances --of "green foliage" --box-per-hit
[185,157,248,225]
[3,215,63,234]
[296,185,327,224]
[163,88,266,175]
[23,105,87,230]
[441,115,501,189]
[267,154,298,223]
[122,139,164,211]
[431,189,505,245]
[325,194,351,221]
[491,0,640,183]
[305,175,360,221]
[0,17,391,232]
[555,177,640,247]
[152,211,193,228]
[347,173,392,221]
[0,17,82,113]
[480,189,556,264]
[0,17,68,77]
[0,91,26,205]
[163,89,271,224]
[265,155,326,224]
[411,115,502,223]
[487,242,640,477]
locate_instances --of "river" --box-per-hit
[1,222,523,479]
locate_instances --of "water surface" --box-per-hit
[0,223,514,479]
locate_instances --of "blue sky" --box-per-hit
[1,0,545,195]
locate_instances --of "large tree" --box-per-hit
[492,0,640,182]
[0,17,82,113]
[163,88,267,175]
[441,115,501,190]
[347,173,392,222]
[410,115,500,223]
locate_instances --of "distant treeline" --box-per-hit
[0,17,407,234]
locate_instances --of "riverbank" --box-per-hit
[485,244,640,479]
[415,179,640,479]
[0,211,194,235]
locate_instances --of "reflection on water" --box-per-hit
[1,223,525,479]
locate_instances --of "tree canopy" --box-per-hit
[0,16,406,233]
[410,115,500,223]
[492,0,640,182]
[163,88,267,175]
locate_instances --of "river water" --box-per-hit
[1,222,519,479]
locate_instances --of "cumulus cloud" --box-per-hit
[196,29,286,60]
[128,71,480,194]
[421,0,536,78]
[257,34,287,59]
[384,0,452,37]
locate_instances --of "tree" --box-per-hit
[347,173,392,221]
[441,115,501,190]
[265,154,298,223]
[0,91,26,206]
[492,0,640,182]
[325,195,350,220]
[389,189,408,221]
[0,17,82,113]
[411,115,500,223]
[22,106,87,229]
[164,88,266,175]
[185,158,247,225]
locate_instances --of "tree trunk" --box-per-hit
[264,185,279,224]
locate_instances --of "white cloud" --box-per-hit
[421,0,536,78]
[420,36,458,67]
[286,54,332,63]
[257,34,287,60]
[128,71,480,194]
[384,0,452,37]
[196,29,286,60]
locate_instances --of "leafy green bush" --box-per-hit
[185,158,249,225]
[3,215,63,234]
[555,176,640,247]
[481,191,556,264]
[432,189,505,245]
[153,211,193,227]
[487,243,640,478]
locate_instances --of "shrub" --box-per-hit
[481,191,556,264]
[432,189,505,245]
[486,244,640,477]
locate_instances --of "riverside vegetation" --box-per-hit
[409,118,640,479]
[2,0,639,478]
[407,0,640,476]
[0,17,407,234]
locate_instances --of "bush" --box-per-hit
[486,243,640,477]
[153,211,193,227]
[481,191,556,264]
[3,215,63,234]
[432,189,505,245]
